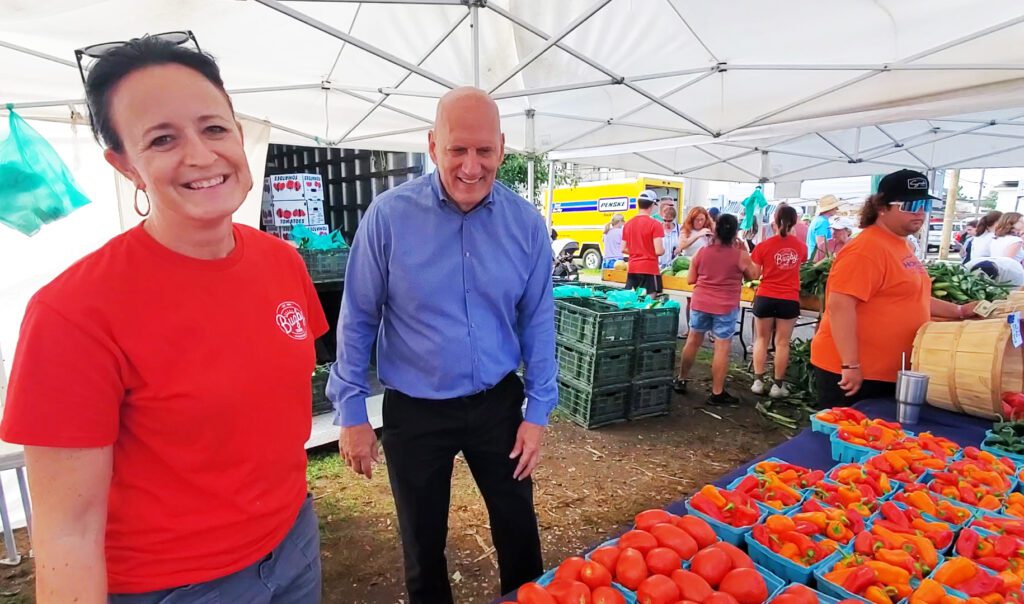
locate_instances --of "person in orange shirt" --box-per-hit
[810,169,978,406]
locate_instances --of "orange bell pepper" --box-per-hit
[700,485,727,507]
[766,514,796,533]
[934,558,977,586]
[905,490,939,516]
[865,560,912,586]
[865,585,893,604]
[911,579,949,604]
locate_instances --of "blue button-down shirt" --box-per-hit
[327,171,558,427]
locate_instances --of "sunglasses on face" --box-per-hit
[889,199,933,214]
[75,31,200,88]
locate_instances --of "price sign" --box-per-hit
[1010,312,1023,348]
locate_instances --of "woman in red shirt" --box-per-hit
[749,205,808,398]
[1,35,327,602]
[674,214,758,405]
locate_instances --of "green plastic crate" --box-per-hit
[629,376,673,419]
[556,376,630,429]
[556,339,633,387]
[636,305,680,342]
[554,298,638,349]
[634,341,676,379]
[298,248,348,282]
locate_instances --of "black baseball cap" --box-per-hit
[878,169,941,202]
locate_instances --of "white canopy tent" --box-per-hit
[3,0,1024,156]
[551,102,1024,184]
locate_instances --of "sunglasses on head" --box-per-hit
[75,31,200,88]
[889,199,933,214]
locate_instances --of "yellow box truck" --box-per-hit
[546,176,685,269]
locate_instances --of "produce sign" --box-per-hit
[892,484,974,526]
[927,262,1014,303]
[751,514,841,565]
[956,527,1024,575]
[931,557,1023,602]
[791,499,866,543]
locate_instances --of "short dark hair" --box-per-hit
[84,35,230,153]
[775,204,798,237]
[715,213,739,245]
[638,198,655,210]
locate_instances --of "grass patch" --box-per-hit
[307,450,344,482]
[580,268,602,276]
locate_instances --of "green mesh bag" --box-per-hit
[0,108,91,236]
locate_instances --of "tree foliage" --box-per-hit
[496,152,575,204]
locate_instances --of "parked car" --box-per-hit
[927,221,962,253]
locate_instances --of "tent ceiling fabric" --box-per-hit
[2,0,1024,163]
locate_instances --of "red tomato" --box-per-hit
[707,542,754,570]
[518,582,557,604]
[546,579,592,604]
[555,557,587,582]
[670,569,714,603]
[619,530,659,555]
[592,586,626,604]
[636,574,681,604]
[579,560,613,590]
[777,585,819,604]
[718,568,768,604]
[615,547,649,591]
[590,547,620,574]
[690,547,732,588]
[636,509,676,531]
[650,523,698,560]
[674,516,718,549]
[645,547,683,576]
[705,592,740,604]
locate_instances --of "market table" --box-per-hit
[495,399,992,603]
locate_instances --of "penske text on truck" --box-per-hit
[545,176,684,269]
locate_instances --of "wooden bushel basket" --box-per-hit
[911,318,1024,419]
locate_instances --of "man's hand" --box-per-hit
[339,423,379,479]
[838,367,863,397]
[961,301,980,318]
[509,421,545,481]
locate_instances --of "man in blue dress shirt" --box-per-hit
[327,87,557,603]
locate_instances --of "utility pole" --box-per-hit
[976,168,985,216]
[939,169,959,261]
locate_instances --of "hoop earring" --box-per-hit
[134,188,151,217]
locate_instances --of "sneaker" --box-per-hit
[770,383,791,399]
[673,378,688,394]
[706,391,740,406]
[751,379,766,395]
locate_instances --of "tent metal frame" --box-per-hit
[3,0,1024,179]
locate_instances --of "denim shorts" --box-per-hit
[689,308,739,339]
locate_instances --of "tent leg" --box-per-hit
[545,161,556,233]
[939,169,959,261]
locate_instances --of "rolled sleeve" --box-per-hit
[517,218,559,426]
[327,203,390,427]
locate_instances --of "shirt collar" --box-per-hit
[431,170,496,212]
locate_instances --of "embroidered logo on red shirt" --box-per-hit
[275,301,309,340]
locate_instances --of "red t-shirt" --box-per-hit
[751,235,808,301]
[0,224,328,593]
[623,214,663,275]
[691,242,744,314]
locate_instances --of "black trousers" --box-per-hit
[381,373,543,604]
[814,366,896,408]
[625,272,663,293]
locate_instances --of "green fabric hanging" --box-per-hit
[0,108,91,236]
[740,186,767,230]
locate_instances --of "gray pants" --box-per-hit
[109,495,321,604]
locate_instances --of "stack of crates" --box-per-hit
[553,295,679,429]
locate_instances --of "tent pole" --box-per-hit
[0,39,76,68]
[252,0,456,89]
[545,160,556,233]
[977,169,986,216]
[634,152,676,175]
[471,3,480,87]
[939,169,959,261]
[526,109,536,203]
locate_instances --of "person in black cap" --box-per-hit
[809,169,978,406]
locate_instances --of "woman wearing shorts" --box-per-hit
[750,205,808,399]
[674,214,758,405]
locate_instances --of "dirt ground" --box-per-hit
[0,349,789,604]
